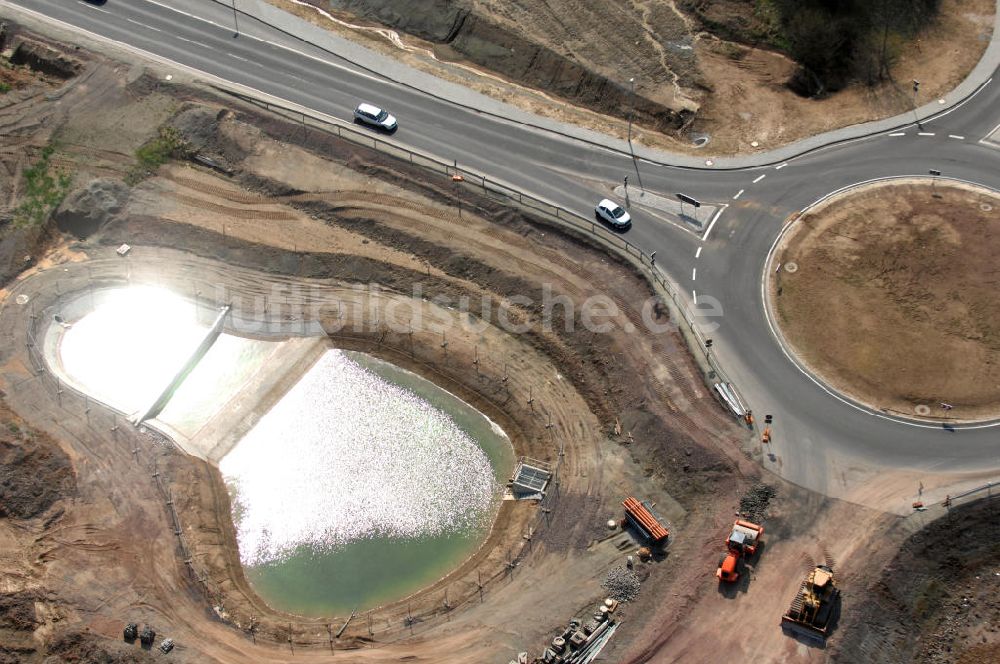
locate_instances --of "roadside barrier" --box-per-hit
[216,87,737,395]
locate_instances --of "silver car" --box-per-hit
[353,102,397,132]
[595,198,632,230]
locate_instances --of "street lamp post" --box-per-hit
[232,0,240,38]
[626,77,644,193]
[929,168,941,197]
[911,79,921,128]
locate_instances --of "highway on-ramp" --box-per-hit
[6,0,1000,508]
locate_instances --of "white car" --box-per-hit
[353,102,398,132]
[595,198,631,230]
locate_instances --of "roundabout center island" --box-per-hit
[769,178,1000,423]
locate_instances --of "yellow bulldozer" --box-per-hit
[780,565,840,642]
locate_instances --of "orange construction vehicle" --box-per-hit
[622,497,670,547]
[716,519,764,582]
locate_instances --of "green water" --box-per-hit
[238,351,513,616]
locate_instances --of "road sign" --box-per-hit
[676,193,701,208]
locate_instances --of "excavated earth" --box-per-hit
[275,0,994,154]
[0,21,997,664]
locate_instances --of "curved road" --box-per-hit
[6,0,1000,505]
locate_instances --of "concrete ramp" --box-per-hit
[132,305,231,425]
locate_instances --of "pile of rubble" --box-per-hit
[739,483,775,523]
[602,566,640,602]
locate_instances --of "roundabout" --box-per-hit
[766,178,1000,424]
[3,1,1000,662]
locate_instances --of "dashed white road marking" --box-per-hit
[775,163,788,170]
[918,132,936,136]
[142,0,383,83]
[692,268,697,281]
[752,174,766,184]
[888,132,906,137]
[230,53,249,62]
[949,135,965,140]
[692,290,698,304]
[733,189,744,200]
[126,18,161,32]
[695,246,702,259]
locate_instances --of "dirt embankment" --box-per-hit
[0,400,148,664]
[771,181,1000,421]
[0,31,753,660]
[278,0,992,154]
[315,0,697,130]
[93,100,749,647]
[833,499,1000,664]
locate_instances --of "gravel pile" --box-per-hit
[739,483,776,522]
[602,566,641,602]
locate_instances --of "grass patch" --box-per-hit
[13,144,71,229]
[126,125,189,185]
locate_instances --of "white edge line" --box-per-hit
[695,246,702,259]
[733,189,744,200]
[752,174,766,184]
[761,174,1000,431]
[805,77,992,158]
[139,0,383,83]
[701,204,727,242]
[922,76,992,124]
[0,3,385,142]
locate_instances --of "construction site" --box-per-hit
[0,7,998,664]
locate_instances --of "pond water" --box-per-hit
[219,349,513,616]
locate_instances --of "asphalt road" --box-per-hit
[7,0,1000,501]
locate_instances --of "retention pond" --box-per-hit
[46,287,514,617]
[219,349,514,616]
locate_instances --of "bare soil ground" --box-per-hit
[831,498,1000,664]
[0,22,997,664]
[270,0,994,155]
[0,27,758,663]
[771,180,1000,422]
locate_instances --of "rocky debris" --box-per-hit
[54,178,129,239]
[0,592,39,631]
[171,106,249,170]
[45,630,158,663]
[0,423,75,520]
[0,220,44,285]
[9,37,81,79]
[602,566,641,602]
[738,483,775,522]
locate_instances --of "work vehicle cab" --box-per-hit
[595,198,631,230]
[353,103,398,132]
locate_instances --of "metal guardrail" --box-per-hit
[218,88,736,395]
[944,480,1000,508]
